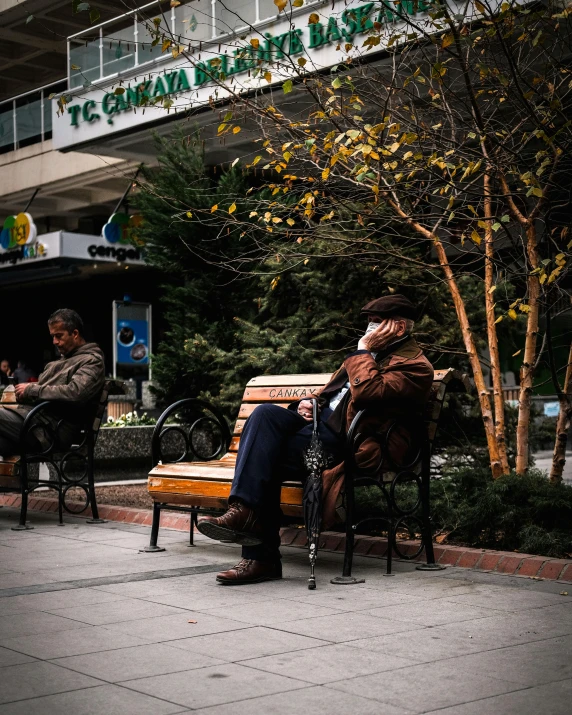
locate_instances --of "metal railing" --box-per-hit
[0,80,67,155]
[67,0,315,88]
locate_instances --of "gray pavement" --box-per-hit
[0,508,571,714]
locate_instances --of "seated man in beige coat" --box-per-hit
[0,309,105,457]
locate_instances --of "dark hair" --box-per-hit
[48,309,84,336]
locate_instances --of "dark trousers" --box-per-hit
[0,408,25,456]
[229,404,342,563]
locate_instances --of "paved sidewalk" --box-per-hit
[0,507,571,714]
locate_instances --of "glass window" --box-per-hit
[15,92,42,148]
[136,16,169,63]
[0,102,14,154]
[102,21,136,77]
[216,0,256,35]
[70,38,101,88]
[176,0,214,43]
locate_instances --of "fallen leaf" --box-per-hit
[188,619,198,623]
[560,591,568,596]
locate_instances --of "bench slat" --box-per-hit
[241,385,326,402]
[238,402,289,419]
[246,374,332,386]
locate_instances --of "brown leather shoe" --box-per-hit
[216,559,282,585]
[196,502,263,546]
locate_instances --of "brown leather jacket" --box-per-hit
[316,337,434,527]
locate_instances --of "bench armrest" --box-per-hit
[20,401,92,458]
[344,408,424,480]
[151,398,232,466]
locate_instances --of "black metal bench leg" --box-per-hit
[86,439,106,524]
[417,451,445,572]
[386,495,394,576]
[141,502,166,552]
[188,510,198,547]
[331,473,365,585]
[12,460,33,531]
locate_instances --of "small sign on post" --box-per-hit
[112,300,151,379]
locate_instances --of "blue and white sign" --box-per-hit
[112,301,151,377]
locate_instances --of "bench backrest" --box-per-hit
[226,368,469,456]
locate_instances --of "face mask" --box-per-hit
[364,321,381,337]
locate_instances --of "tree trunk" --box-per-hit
[550,341,572,484]
[483,173,510,474]
[384,195,503,477]
[432,240,503,478]
[515,224,541,474]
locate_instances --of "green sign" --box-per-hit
[67,1,430,128]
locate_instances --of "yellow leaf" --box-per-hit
[304,258,310,265]
[211,204,218,213]
[495,316,503,324]
[217,123,227,134]
[233,126,241,134]
[252,155,262,165]
[508,309,518,320]
[274,0,287,10]
[186,211,193,218]
[286,218,295,226]
[308,12,319,24]
[293,0,304,5]
[519,303,530,313]
[270,276,281,289]
[228,203,237,214]
[249,211,258,217]
[471,230,482,245]
[170,0,181,6]
[475,0,485,12]
[322,167,330,180]
[162,39,172,53]
[488,285,496,294]
[512,350,522,357]
[298,57,307,67]
[441,33,454,49]
[264,71,272,82]
[250,38,259,49]
[389,142,400,153]
[71,64,81,70]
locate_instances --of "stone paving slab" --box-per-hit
[0,507,571,714]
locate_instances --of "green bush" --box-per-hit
[430,467,572,558]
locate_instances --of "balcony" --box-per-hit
[0,80,67,155]
[67,0,304,89]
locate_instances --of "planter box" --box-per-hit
[94,425,154,482]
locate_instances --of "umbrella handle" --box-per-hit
[310,398,319,436]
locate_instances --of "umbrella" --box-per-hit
[303,398,332,590]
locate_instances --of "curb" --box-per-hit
[2,494,571,584]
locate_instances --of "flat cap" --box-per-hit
[360,294,417,320]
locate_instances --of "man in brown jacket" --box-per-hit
[0,309,105,456]
[198,295,434,585]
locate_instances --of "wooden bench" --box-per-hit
[146,368,469,575]
[0,380,119,530]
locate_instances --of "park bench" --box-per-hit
[0,380,120,530]
[146,368,469,577]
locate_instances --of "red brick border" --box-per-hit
[2,494,571,584]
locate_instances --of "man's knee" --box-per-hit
[248,403,290,425]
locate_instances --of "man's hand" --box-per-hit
[297,399,315,422]
[358,319,401,352]
[14,384,28,400]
